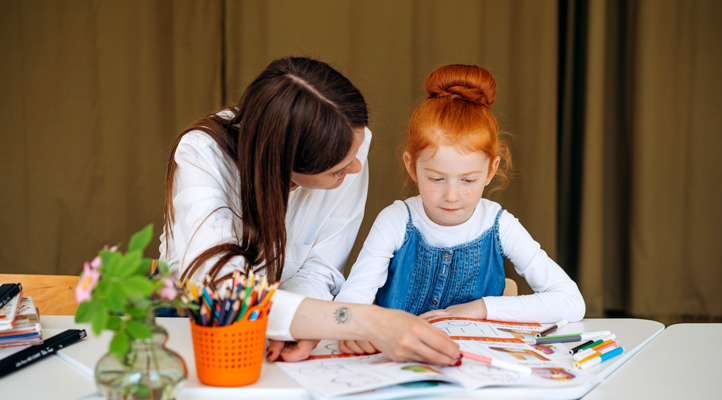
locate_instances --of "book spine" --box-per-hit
[0,283,22,309]
[0,329,87,378]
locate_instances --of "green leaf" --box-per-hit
[137,258,152,276]
[121,276,153,297]
[135,384,150,397]
[107,315,122,331]
[109,331,130,360]
[125,319,152,339]
[75,301,94,323]
[105,282,126,312]
[128,224,153,253]
[124,307,148,317]
[117,250,143,278]
[157,260,170,275]
[101,251,122,277]
[91,304,109,335]
[132,298,151,310]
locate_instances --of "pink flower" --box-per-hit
[90,256,101,269]
[160,278,177,301]
[103,245,119,252]
[76,261,101,303]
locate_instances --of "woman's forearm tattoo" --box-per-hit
[334,307,351,324]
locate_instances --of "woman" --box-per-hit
[161,57,459,365]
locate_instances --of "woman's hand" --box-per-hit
[419,299,487,322]
[266,339,321,362]
[338,339,380,355]
[358,306,460,366]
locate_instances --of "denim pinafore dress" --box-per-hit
[375,202,506,315]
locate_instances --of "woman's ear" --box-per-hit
[403,152,418,182]
[485,156,500,186]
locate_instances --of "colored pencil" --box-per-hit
[186,269,276,327]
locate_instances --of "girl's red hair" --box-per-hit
[407,64,511,193]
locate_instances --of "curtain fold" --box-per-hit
[573,0,722,322]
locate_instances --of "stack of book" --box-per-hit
[0,283,42,348]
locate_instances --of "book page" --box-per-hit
[446,339,597,389]
[429,317,542,340]
[276,353,462,399]
[277,319,599,399]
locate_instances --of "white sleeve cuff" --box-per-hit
[266,290,306,341]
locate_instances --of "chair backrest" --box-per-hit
[0,274,79,316]
[503,278,518,296]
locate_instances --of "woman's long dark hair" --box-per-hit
[164,57,368,283]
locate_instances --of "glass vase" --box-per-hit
[95,320,187,400]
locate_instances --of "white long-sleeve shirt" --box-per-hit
[335,196,585,323]
[160,127,373,339]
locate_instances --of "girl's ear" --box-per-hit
[403,152,418,182]
[485,156,501,186]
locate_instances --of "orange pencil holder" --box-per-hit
[190,305,268,387]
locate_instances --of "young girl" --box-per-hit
[334,65,584,353]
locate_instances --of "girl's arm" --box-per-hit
[483,210,586,323]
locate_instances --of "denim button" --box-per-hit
[431,299,438,306]
[443,253,451,260]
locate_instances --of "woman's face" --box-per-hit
[290,127,365,191]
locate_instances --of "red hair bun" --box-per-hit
[424,64,496,108]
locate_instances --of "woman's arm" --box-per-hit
[277,298,460,366]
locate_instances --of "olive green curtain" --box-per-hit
[1,0,719,324]
[0,0,224,274]
[578,0,722,323]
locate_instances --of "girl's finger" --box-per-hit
[419,310,445,320]
[338,340,352,354]
[357,340,380,354]
[343,340,367,354]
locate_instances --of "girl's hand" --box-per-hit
[338,339,380,355]
[419,299,487,321]
[266,339,321,362]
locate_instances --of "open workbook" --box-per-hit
[276,318,600,400]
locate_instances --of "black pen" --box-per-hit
[0,329,87,378]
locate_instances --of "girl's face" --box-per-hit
[290,127,365,191]
[405,144,499,226]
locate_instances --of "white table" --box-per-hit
[583,323,721,399]
[1,316,664,400]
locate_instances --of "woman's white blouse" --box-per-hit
[160,127,372,340]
